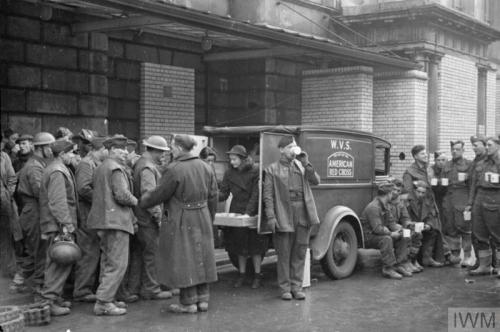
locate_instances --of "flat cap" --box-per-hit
[103,134,128,149]
[126,139,137,147]
[470,134,487,145]
[377,181,395,194]
[226,145,248,158]
[51,140,74,155]
[486,136,500,145]
[90,136,107,149]
[16,134,34,143]
[277,136,295,148]
[173,134,196,151]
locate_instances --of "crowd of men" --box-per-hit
[361,135,500,280]
[0,127,210,316]
[0,126,499,319]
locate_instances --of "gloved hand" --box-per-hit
[296,151,310,167]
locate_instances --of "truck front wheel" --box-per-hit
[320,220,358,279]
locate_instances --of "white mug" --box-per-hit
[485,172,492,182]
[431,178,438,186]
[463,211,471,221]
[458,172,467,182]
[290,146,302,155]
[414,222,425,233]
[441,178,449,186]
[491,173,499,184]
[403,229,411,238]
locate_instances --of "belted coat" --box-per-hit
[140,152,218,288]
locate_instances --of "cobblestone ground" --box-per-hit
[1,250,498,332]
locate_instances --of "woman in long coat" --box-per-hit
[140,134,218,314]
[219,145,269,289]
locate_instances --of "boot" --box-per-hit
[94,301,127,316]
[382,266,402,280]
[50,303,71,316]
[402,261,418,274]
[413,259,424,272]
[233,273,245,288]
[446,250,461,266]
[461,251,475,268]
[394,264,413,277]
[251,273,262,289]
[421,238,443,267]
[469,250,493,276]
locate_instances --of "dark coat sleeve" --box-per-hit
[207,168,218,221]
[27,162,44,199]
[140,167,178,209]
[245,170,259,216]
[263,167,276,222]
[365,204,391,235]
[76,161,93,203]
[304,164,320,186]
[218,170,231,202]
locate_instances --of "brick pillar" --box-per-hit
[496,73,500,134]
[486,68,497,136]
[301,66,373,131]
[140,63,195,138]
[373,70,428,178]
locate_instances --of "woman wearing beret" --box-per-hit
[219,145,268,289]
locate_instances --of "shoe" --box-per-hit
[394,264,413,277]
[94,302,127,316]
[142,291,172,300]
[74,294,97,303]
[55,298,72,308]
[117,294,139,303]
[382,267,402,280]
[113,301,127,308]
[167,303,197,314]
[197,302,209,312]
[251,275,262,289]
[50,303,71,316]
[461,255,475,268]
[413,260,424,272]
[281,292,292,301]
[445,254,461,265]
[402,262,418,274]
[469,250,493,276]
[422,258,444,268]
[233,274,245,288]
[291,290,306,300]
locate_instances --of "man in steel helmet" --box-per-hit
[15,132,55,295]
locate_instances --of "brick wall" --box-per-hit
[106,31,205,140]
[438,55,477,160]
[486,69,497,136]
[1,2,108,135]
[497,74,500,135]
[373,70,428,178]
[140,63,194,138]
[301,66,373,131]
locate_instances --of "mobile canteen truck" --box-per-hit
[204,125,392,279]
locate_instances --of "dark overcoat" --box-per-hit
[219,159,259,215]
[140,152,218,288]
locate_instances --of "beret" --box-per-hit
[470,134,487,145]
[277,136,295,148]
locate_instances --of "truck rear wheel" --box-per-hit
[320,220,358,279]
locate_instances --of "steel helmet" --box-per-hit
[33,132,56,146]
[143,135,170,151]
[49,238,82,265]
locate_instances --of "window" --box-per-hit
[374,144,390,177]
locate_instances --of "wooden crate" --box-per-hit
[213,213,257,228]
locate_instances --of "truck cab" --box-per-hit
[203,125,391,279]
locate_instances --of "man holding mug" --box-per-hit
[467,136,500,277]
[263,136,320,300]
[442,140,473,267]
